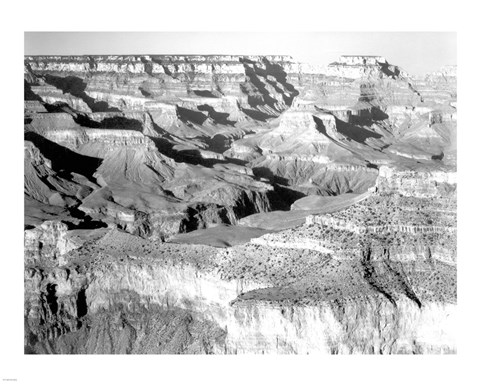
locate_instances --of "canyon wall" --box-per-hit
[24,228,456,354]
[24,54,457,354]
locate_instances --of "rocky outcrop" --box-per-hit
[376,165,456,198]
[25,116,276,239]
[24,140,96,207]
[226,107,381,194]
[24,229,456,354]
[24,221,82,264]
[24,55,299,120]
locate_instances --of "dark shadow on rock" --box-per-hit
[383,260,422,309]
[241,108,275,122]
[41,102,144,131]
[24,81,44,102]
[149,136,181,159]
[361,259,397,308]
[149,113,245,168]
[371,107,389,121]
[99,116,143,131]
[206,134,231,153]
[197,104,235,126]
[240,64,280,110]
[42,102,101,128]
[432,152,444,161]
[334,117,383,144]
[267,185,307,211]
[180,203,232,232]
[74,114,101,128]
[25,131,102,181]
[146,115,179,141]
[358,83,376,103]
[140,57,154,76]
[150,136,246,168]
[66,207,108,230]
[252,166,290,186]
[43,74,121,113]
[45,283,58,315]
[76,288,88,318]
[150,56,174,77]
[146,117,202,163]
[312,116,340,143]
[42,101,77,113]
[139,86,152,97]
[349,105,389,127]
[177,106,208,125]
[261,58,299,106]
[239,57,299,111]
[193,90,218,98]
[378,62,400,79]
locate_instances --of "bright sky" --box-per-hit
[24,32,456,76]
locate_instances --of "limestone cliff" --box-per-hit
[24,227,455,354]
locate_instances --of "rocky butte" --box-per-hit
[24,54,456,354]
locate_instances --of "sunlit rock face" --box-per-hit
[24,53,456,354]
[24,229,456,354]
[24,55,297,115]
[376,165,456,198]
[24,221,81,264]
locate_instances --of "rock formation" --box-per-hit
[24,54,457,354]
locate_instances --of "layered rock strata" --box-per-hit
[24,53,457,354]
[25,226,455,354]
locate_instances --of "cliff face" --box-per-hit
[24,54,456,354]
[24,228,455,354]
[376,164,456,198]
[25,55,298,119]
[24,221,81,264]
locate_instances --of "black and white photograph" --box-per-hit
[1,1,478,382]
[22,31,458,355]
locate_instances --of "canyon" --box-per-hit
[24,54,456,354]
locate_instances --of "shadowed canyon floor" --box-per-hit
[24,54,456,354]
